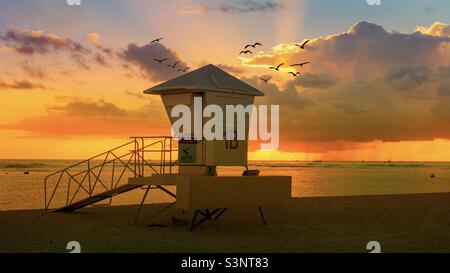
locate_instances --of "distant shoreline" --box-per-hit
[1,159,450,163]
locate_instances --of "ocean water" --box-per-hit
[1,160,450,211]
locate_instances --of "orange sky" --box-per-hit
[1,1,450,161]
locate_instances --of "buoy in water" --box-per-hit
[24,171,29,175]
[430,173,436,178]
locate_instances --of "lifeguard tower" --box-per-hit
[44,64,291,230]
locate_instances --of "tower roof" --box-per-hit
[143,64,264,96]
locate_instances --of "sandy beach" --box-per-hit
[1,192,450,253]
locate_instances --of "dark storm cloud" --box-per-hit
[121,42,188,82]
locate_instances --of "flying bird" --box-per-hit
[269,63,284,71]
[294,40,310,49]
[259,76,272,83]
[167,61,180,68]
[152,58,168,64]
[245,42,262,49]
[289,72,300,77]
[290,62,311,67]
[239,50,253,55]
[151,37,163,44]
[178,67,190,73]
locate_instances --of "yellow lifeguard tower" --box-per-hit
[44,64,291,230]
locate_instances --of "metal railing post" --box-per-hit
[169,137,173,174]
[134,138,137,177]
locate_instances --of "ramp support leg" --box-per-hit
[134,186,151,224]
[258,206,266,226]
[213,208,227,220]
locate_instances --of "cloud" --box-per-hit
[178,0,284,14]
[331,102,366,115]
[124,90,146,99]
[217,0,284,13]
[243,21,450,77]
[94,52,109,66]
[87,32,101,44]
[237,21,450,151]
[438,83,450,96]
[195,61,243,76]
[0,28,90,55]
[0,79,45,90]
[294,72,337,89]
[438,65,450,78]
[0,98,169,137]
[215,63,244,76]
[20,61,47,79]
[94,44,116,57]
[0,28,114,70]
[417,22,450,37]
[48,99,129,117]
[424,6,437,14]
[243,76,315,110]
[178,0,208,14]
[121,42,188,82]
[3,21,450,152]
[1,28,186,78]
[431,99,450,122]
[384,66,431,91]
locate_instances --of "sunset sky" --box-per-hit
[1,0,450,161]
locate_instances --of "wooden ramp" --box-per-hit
[53,184,141,212]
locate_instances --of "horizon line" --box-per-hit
[1,159,450,163]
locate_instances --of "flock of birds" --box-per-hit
[148,36,312,81]
[239,42,263,55]
[150,37,191,73]
[238,40,312,83]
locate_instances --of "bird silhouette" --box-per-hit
[289,72,300,77]
[151,37,163,44]
[294,40,310,49]
[178,67,190,73]
[269,63,284,71]
[167,61,180,68]
[259,76,272,83]
[239,50,253,55]
[152,58,168,64]
[290,62,310,67]
[245,42,262,49]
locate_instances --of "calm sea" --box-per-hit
[1,160,450,211]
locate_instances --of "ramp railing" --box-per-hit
[44,136,177,210]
